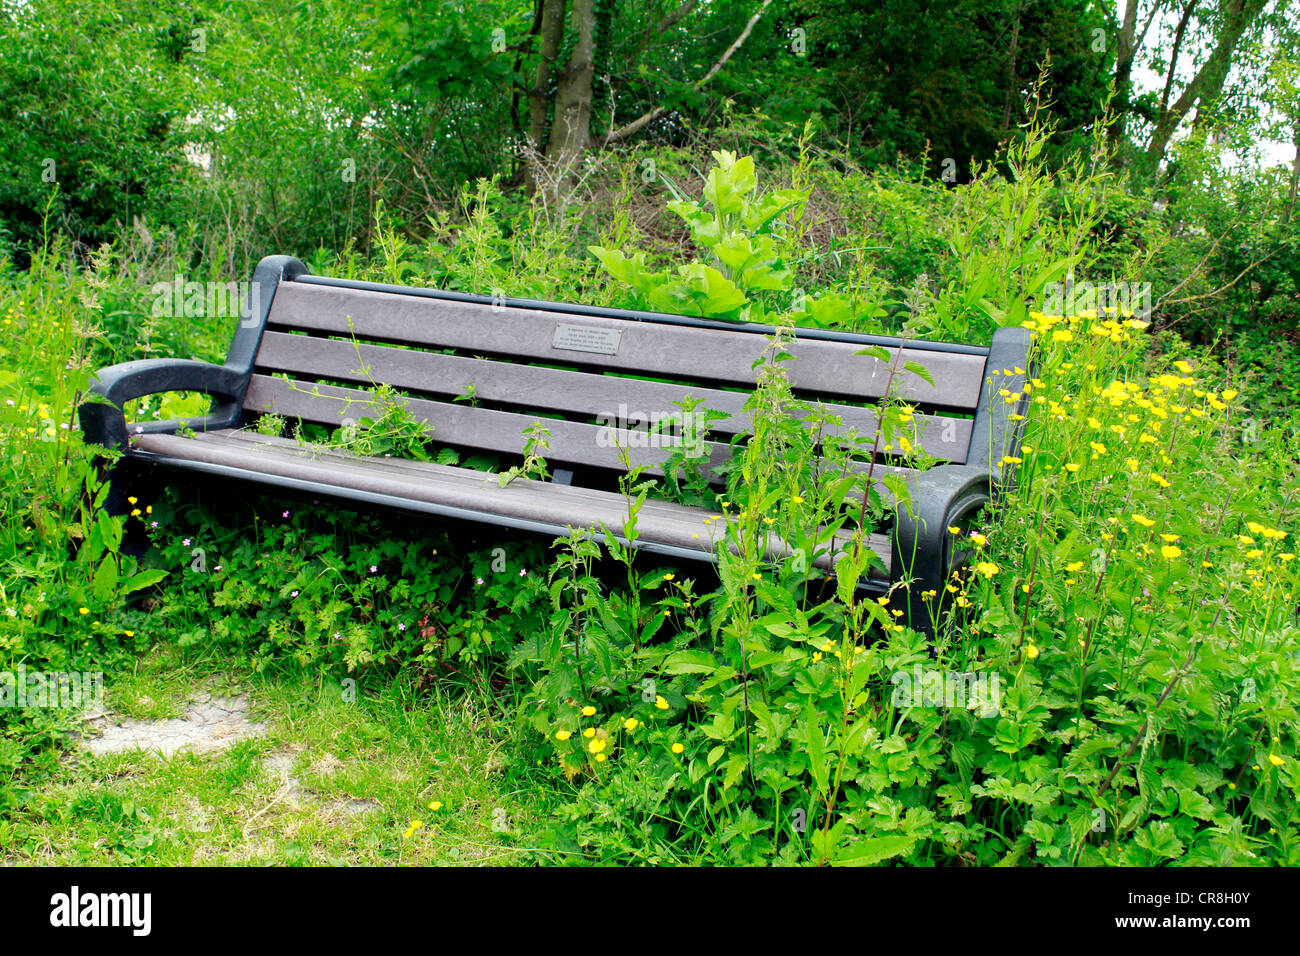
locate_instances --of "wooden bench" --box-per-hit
[80,255,1031,617]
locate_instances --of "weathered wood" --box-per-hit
[265,281,988,408]
[243,374,917,492]
[245,373,734,476]
[131,430,892,576]
[254,330,974,461]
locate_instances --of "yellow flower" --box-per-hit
[402,820,425,839]
[1025,644,1039,659]
[1161,545,1182,559]
[124,630,135,637]
[663,573,675,581]
[130,508,142,517]
[581,705,596,716]
[595,753,607,762]
[623,718,639,731]
[1159,533,1180,543]
[655,695,668,710]
[974,561,999,578]
[583,727,595,738]
[1268,753,1284,767]
[588,738,606,754]
[791,495,804,505]
[1132,514,1155,528]
[127,496,138,505]
[1064,463,1081,473]
[970,533,987,547]
[1221,389,1238,401]
[555,730,572,741]
[671,743,684,754]
[78,607,89,615]
[428,801,443,811]
[948,526,961,535]
[1065,561,1084,573]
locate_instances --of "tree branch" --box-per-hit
[601,0,774,147]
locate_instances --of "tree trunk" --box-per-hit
[543,0,596,210]
[523,0,569,196]
[1284,125,1300,225]
[1002,2,1022,132]
[1109,0,1142,154]
[1144,0,1269,171]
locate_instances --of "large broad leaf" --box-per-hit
[122,567,169,596]
[802,707,829,794]
[663,649,717,674]
[832,834,917,866]
[92,557,119,602]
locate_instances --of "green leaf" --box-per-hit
[92,557,119,602]
[803,708,829,794]
[832,834,917,866]
[903,360,935,388]
[663,649,717,674]
[121,567,169,596]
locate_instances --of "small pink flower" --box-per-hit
[397,623,406,631]
[182,538,191,546]
[290,590,299,598]
[282,510,290,518]
[475,577,484,586]
[369,564,378,573]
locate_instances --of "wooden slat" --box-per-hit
[254,330,973,462]
[130,430,891,577]
[245,373,733,477]
[266,281,987,408]
[243,374,916,491]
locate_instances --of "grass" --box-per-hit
[1,650,555,865]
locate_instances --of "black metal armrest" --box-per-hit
[78,358,247,449]
[891,463,994,594]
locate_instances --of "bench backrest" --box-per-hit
[231,259,1022,484]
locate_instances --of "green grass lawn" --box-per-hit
[2,648,557,865]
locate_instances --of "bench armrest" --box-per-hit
[78,358,247,449]
[891,464,994,594]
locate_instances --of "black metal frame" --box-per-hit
[79,254,1032,618]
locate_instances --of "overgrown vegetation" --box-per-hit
[2,0,1298,867]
